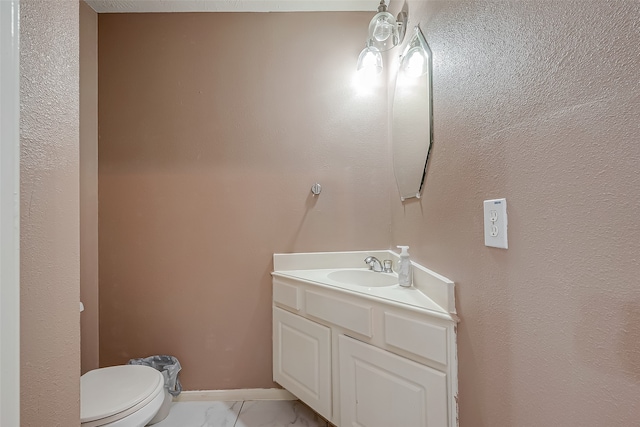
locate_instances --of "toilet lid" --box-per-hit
[81,365,164,423]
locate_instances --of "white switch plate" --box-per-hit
[484,198,508,249]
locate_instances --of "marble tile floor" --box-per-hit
[153,400,331,427]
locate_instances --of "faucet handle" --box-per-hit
[383,259,393,273]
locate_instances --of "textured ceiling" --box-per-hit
[85,0,382,13]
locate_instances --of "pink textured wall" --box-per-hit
[80,0,99,375]
[97,3,639,424]
[389,1,640,425]
[98,12,390,390]
[20,0,80,424]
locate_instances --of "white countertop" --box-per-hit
[272,250,457,319]
[273,268,448,315]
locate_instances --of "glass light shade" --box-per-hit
[401,46,427,78]
[357,42,382,75]
[372,12,396,42]
[368,11,399,50]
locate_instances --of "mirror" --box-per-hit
[392,26,433,201]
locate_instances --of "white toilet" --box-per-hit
[81,364,166,427]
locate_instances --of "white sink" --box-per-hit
[327,269,397,287]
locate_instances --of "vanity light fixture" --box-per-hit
[400,26,430,78]
[356,0,407,75]
[367,0,407,52]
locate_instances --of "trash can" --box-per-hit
[127,355,182,425]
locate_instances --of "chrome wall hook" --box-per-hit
[311,183,322,196]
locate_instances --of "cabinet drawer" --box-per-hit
[384,312,448,365]
[305,291,372,337]
[273,280,300,310]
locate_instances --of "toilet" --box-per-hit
[81,364,166,427]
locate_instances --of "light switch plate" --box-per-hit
[484,198,508,249]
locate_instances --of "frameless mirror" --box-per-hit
[392,26,433,201]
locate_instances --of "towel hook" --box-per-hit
[311,183,322,196]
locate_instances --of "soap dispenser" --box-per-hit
[397,246,413,287]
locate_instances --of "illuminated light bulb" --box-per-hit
[356,41,382,76]
[362,51,379,69]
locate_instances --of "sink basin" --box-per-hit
[327,269,397,287]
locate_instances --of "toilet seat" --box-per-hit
[81,365,165,427]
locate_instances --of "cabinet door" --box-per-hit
[339,335,447,427]
[273,306,331,419]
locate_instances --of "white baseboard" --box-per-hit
[174,388,297,402]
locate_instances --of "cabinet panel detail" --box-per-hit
[384,312,448,365]
[273,307,331,419]
[305,291,372,337]
[273,280,300,310]
[339,335,448,427]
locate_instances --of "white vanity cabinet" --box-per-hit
[272,268,458,427]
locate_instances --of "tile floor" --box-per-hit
[153,400,330,427]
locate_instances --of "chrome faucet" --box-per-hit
[365,256,383,272]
